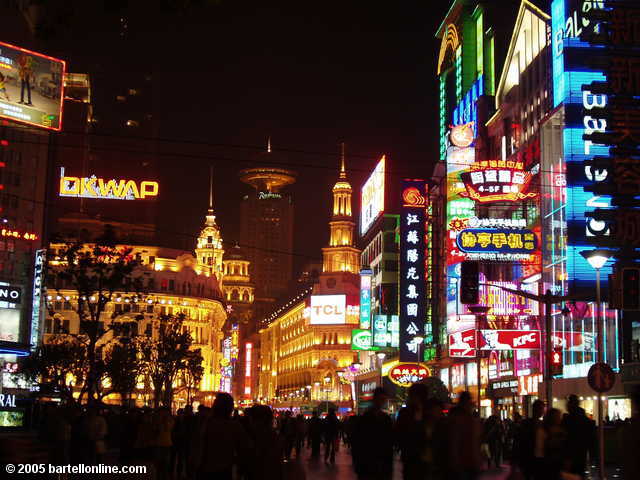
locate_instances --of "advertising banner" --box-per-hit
[478,330,541,350]
[448,328,477,358]
[359,270,372,329]
[0,41,65,130]
[388,363,430,387]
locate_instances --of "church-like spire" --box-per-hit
[339,142,346,179]
[267,136,271,153]
[205,165,216,227]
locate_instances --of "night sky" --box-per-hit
[39,0,455,274]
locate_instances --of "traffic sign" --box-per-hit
[588,362,616,393]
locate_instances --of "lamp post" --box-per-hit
[323,375,332,415]
[413,336,424,363]
[580,249,613,480]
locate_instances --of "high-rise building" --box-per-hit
[239,163,296,319]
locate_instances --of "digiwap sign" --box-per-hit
[399,179,428,362]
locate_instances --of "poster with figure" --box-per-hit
[0,41,65,130]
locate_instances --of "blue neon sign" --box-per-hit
[551,0,615,291]
[453,75,484,139]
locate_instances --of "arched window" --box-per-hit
[231,289,239,301]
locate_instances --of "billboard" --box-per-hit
[448,328,477,358]
[309,295,346,325]
[360,156,385,236]
[478,330,541,350]
[0,41,65,131]
[388,363,430,388]
[399,179,427,361]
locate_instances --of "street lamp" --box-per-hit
[323,375,332,415]
[580,248,613,480]
[413,336,424,363]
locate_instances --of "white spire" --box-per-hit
[267,136,272,153]
[206,165,216,227]
[340,142,346,179]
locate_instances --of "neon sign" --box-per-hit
[1,228,37,241]
[244,342,252,396]
[478,329,541,350]
[460,162,536,203]
[59,168,159,201]
[388,363,430,387]
[351,329,379,351]
[457,228,538,258]
[359,270,372,329]
[450,122,475,148]
[373,314,399,348]
[399,179,427,362]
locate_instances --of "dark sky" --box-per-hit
[42,0,451,274]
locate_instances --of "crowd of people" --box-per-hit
[27,385,640,480]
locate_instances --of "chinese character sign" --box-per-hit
[359,271,372,329]
[400,179,427,361]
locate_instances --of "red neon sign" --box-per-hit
[388,363,430,387]
[1,228,37,241]
[460,161,537,203]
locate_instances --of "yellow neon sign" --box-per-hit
[59,168,159,201]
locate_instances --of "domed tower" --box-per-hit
[322,144,360,273]
[196,167,224,279]
[222,245,255,307]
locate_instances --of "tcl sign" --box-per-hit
[308,295,346,325]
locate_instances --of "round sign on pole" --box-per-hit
[587,362,615,393]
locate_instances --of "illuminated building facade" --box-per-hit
[0,6,59,361]
[221,246,255,399]
[45,241,227,407]
[258,159,360,410]
[436,0,529,414]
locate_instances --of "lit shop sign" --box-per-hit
[351,329,379,351]
[460,162,536,203]
[0,41,65,131]
[308,294,346,325]
[373,314,399,348]
[518,373,543,396]
[449,328,477,358]
[0,286,20,303]
[0,308,20,343]
[30,249,45,349]
[478,330,541,350]
[490,379,519,396]
[457,228,538,260]
[59,168,159,201]
[360,156,385,236]
[359,270,372,329]
[258,191,282,200]
[1,229,37,241]
[468,217,527,229]
[450,122,475,148]
[388,363,430,388]
[244,342,252,396]
[399,179,427,362]
[479,279,539,316]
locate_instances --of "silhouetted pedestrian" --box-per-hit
[512,399,545,480]
[323,408,341,464]
[307,410,323,459]
[561,395,595,479]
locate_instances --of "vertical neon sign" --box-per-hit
[399,179,427,362]
[359,269,372,329]
[244,342,252,396]
[30,249,45,350]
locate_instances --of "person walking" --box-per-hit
[542,408,568,480]
[196,393,252,480]
[323,408,341,464]
[293,414,307,459]
[351,387,394,480]
[84,408,108,465]
[447,391,482,480]
[561,395,596,479]
[153,407,174,480]
[307,410,323,459]
[396,383,430,480]
[512,400,545,480]
[483,415,504,469]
